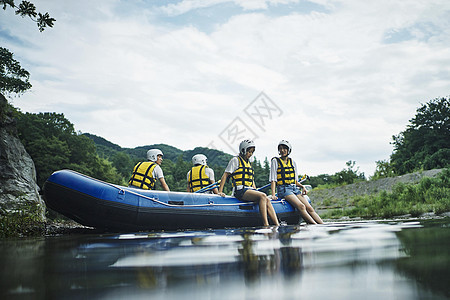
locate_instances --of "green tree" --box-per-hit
[332,160,366,185]
[1,0,55,32]
[390,97,450,174]
[306,174,333,188]
[166,155,191,191]
[0,47,32,96]
[1,1,54,98]
[423,148,450,170]
[372,159,396,179]
[26,136,70,186]
[307,161,365,188]
[250,156,270,189]
[159,159,177,191]
[15,111,124,187]
[111,151,133,178]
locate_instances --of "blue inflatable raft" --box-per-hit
[43,170,301,231]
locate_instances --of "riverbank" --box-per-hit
[310,168,449,219]
[310,169,443,208]
[0,217,98,238]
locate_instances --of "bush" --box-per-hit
[0,202,45,238]
[321,169,449,220]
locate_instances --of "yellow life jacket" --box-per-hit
[128,161,157,190]
[189,165,211,192]
[231,156,254,188]
[275,157,295,185]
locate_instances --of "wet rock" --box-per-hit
[44,220,97,236]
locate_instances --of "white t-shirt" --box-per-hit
[269,157,299,183]
[152,164,164,179]
[224,156,240,174]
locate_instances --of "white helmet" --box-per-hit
[239,139,256,155]
[192,154,207,166]
[278,140,292,155]
[147,149,163,162]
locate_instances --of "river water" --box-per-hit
[0,218,448,299]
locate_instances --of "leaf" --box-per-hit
[1,0,15,10]
[15,0,37,18]
[37,12,55,31]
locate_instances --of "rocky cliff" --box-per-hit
[0,94,45,220]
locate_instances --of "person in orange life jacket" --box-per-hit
[186,154,218,194]
[128,149,170,191]
[218,140,280,227]
[270,140,323,224]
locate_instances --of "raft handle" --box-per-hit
[168,201,184,205]
[239,204,254,210]
[117,189,125,200]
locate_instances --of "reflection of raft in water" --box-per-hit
[43,170,301,231]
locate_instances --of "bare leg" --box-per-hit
[241,189,273,226]
[284,194,317,224]
[258,199,269,226]
[298,194,324,224]
[266,199,280,226]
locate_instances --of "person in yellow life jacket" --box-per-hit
[187,154,218,194]
[270,140,323,224]
[128,149,170,191]
[218,140,279,227]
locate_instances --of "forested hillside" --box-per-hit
[82,133,236,192]
[83,133,232,167]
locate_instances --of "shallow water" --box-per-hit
[1,218,449,299]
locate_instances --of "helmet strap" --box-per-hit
[239,153,248,162]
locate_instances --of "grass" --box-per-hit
[321,169,450,220]
[0,202,46,238]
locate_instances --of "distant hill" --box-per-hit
[123,144,184,163]
[84,133,122,151]
[83,133,233,167]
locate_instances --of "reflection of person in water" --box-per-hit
[237,228,303,283]
[239,233,259,283]
[277,227,303,276]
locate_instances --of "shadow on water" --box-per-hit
[393,219,450,298]
[0,218,449,299]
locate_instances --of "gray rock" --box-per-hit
[0,94,45,220]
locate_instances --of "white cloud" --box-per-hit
[160,0,303,16]
[2,0,450,177]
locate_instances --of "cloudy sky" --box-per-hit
[2,0,449,177]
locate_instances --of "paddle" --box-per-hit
[256,183,271,191]
[199,184,220,193]
[256,174,310,191]
[194,180,220,193]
